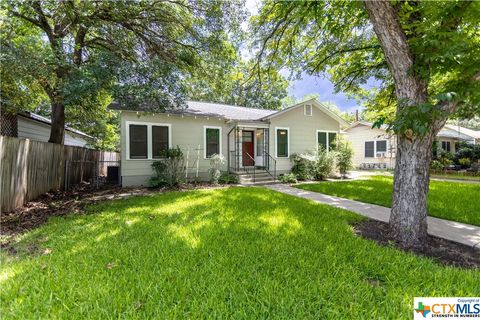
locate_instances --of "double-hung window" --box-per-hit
[317,131,337,151]
[364,140,387,158]
[441,141,451,152]
[129,125,148,159]
[127,122,171,160]
[276,128,289,158]
[204,126,221,158]
[152,125,169,158]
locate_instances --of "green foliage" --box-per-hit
[218,173,239,185]
[290,147,336,181]
[454,142,480,164]
[253,1,480,132]
[149,147,185,188]
[458,158,471,168]
[297,176,480,226]
[290,153,316,181]
[1,0,245,143]
[1,187,478,318]
[278,173,298,184]
[314,147,336,180]
[208,154,225,184]
[186,58,288,110]
[335,137,354,177]
[430,160,444,173]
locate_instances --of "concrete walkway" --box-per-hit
[265,184,480,249]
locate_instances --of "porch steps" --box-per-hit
[235,170,277,185]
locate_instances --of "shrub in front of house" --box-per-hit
[218,172,239,184]
[209,154,225,184]
[430,160,444,173]
[279,172,298,184]
[290,153,316,180]
[149,146,185,188]
[314,146,336,180]
[335,137,354,178]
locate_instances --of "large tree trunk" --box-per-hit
[364,0,433,249]
[391,135,433,247]
[48,95,65,144]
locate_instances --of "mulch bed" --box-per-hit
[354,220,480,268]
[0,182,228,240]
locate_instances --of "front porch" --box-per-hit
[227,124,277,183]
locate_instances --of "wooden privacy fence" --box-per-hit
[0,136,119,212]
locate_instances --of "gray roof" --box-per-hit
[110,100,277,121]
[437,127,474,141]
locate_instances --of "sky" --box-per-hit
[244,0,361,113]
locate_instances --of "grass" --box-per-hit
[431,172,480,181]
[1,187,478,319]
[297,176,480,226]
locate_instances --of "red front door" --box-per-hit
[242,131,254,166]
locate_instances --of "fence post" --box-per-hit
[64,160,68,191]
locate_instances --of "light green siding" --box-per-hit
[121,111,231,186]
[268,105,341,173]
[120,103,343,185]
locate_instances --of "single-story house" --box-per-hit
[110,99,348,186]
[0,111,92,147]
[344,121,479,169]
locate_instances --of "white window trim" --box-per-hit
[275,127,290,158]
[316,130,338,153]
[441,140,451,152]
[304,104,313,116]
[364,139,388,158]
[125,121,172,160]
[204,126,222,159]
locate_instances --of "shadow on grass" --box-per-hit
[1,187,478,319]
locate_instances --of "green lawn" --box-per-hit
[431,172,480,182]
[297,176,480,226]
[1,187,478,319]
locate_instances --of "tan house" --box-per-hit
[111,99,348,186]
[344,121,478,169]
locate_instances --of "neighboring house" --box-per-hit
[344,121,479,169]
[110,99,348,186]
[0,111,92,147]
[343,121,397,169]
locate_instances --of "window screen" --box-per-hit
[442,141,451,152]
[277,129,288,157]
[152,126,169,158]
[365,141,375,157]
[129,125,147,159]
[318,132,327,150]
[205,128,220,158]
[376,140,387,153]
[328,132,337,150]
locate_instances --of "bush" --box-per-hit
[459,157,471,168]
[218,173,239,184]
[279,173,298,184]
[314,147,336,180]
[209,154,225,184]
[335,137,353,178]
[290,153,316,180]
[148,146,185,188]
[430,160,443,173]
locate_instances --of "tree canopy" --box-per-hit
[1,0,246,144]
[253,1,480,130]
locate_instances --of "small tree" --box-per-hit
[335,137,354,178]
[149,147,185,188]
[314,147,336,180]
[209,154,225,184]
